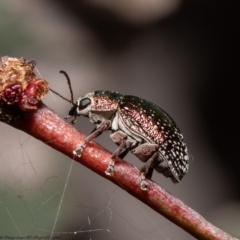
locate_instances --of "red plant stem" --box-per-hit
[11,102,237,240]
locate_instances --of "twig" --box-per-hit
[8,103,238,240]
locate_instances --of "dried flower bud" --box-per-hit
[0,56,49,112]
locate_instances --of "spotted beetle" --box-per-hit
[50,71,189,190]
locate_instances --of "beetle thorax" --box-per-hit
[75,92,94,117]
[91,91,122,112]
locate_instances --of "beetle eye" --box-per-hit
[78,98,91,111]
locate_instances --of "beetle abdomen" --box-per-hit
[119,95,189,181]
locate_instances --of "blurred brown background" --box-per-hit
[0,0,239,239]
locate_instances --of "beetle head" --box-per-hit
[66,91,122,125]
[50,71,122,124]
[71,92,93,115]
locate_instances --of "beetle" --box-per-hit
[50,71,189,190]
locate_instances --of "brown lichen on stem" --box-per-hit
[0,56,36,91]
[0,56,49,122]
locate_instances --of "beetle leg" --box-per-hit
[118,149,129,159]
[105,131,129,176]
[131,143,159,162]
[132,143,160,190]
[73,120,111,156]
[139,151,160,190]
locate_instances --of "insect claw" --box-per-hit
[140,172,149,191]
[71,117,77,124]
[105,161,115,176]
[73,146,84,157]
[64,115,77,124]
[140,181,149,191]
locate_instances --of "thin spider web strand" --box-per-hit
[6,207,23,237]
[49,158,74,239]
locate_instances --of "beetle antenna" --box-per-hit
[49,70,75,105]
[59,70,74,103]
[49,88,73,104]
